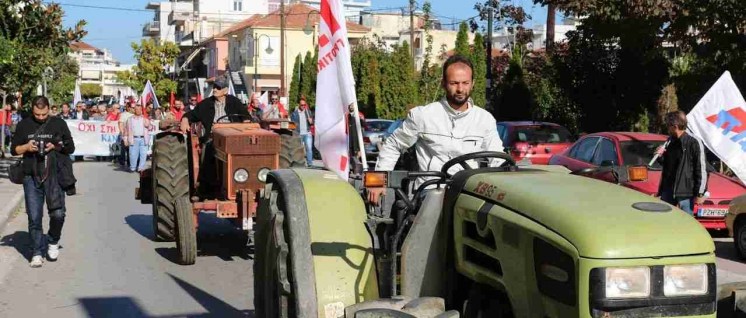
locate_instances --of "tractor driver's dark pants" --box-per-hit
[198,139,220,199]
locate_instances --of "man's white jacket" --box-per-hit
[375,99,504,174]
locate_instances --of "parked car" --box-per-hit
[549,132,746,230]
[726,194,746,258]
[496,121,574,164]
[363,119,394,157]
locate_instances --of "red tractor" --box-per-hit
[136,116,306,265]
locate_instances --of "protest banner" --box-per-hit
[66,120,160,156]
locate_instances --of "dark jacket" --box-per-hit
[183,95,249,140]
[657,133,708,198]
[290,108,313,134]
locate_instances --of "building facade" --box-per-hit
[492,19,579,51]
[69,42,135,97]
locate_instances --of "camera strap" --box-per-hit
[31,119,52,183]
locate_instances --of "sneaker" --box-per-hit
[47,244,60,261]
[29,255,43,268]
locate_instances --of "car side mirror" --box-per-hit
[600,160,616,167]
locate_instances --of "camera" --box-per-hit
[36,138,48,157]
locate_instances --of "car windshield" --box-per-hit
[511,125,572,144]
[385,120,403,135]
[619,140,665,169]
[365,121,393,132]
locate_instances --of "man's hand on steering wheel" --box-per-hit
[215,113,257,123]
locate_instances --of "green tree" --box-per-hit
[80,83,102,98]
[300,51,317,108]
[116,39,180,103]
[471,33,487,107]
[0,0,86,103]
[352,39,385,117]
[379,42,417,119]
[454,22,470,58]
[288,54,302,109]
[47,55,79,104]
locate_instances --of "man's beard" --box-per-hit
[446,91,471,107]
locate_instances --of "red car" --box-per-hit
[496,121,575,165]
[549,132,746,230]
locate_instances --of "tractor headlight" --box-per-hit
[257,167,270,182]
[605,267,650,298]
[233,169,249,183]
[663,264,708,296]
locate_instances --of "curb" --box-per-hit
[0,189,24,231]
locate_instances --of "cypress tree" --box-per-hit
[288,54,302,109]
[471,33,487,107]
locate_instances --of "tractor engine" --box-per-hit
[211,123,281,201]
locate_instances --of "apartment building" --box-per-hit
[68,42,135,97]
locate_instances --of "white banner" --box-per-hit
[687,71,746,184]
[66,120,160,156]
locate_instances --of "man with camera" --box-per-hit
[10,96,75,268]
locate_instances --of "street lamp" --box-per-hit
[245,33,274,94]
[303,10,320,35]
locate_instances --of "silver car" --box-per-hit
[363,119,394,157]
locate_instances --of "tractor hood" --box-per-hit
[461,169,715,259]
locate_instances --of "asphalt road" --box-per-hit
[0,162,745,318]
[0,162,255,318]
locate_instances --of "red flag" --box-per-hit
[170,91,176,110]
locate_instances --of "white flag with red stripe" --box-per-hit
[314,0,360,180]
[141,80,161,109]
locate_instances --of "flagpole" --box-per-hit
[350,102,368,171]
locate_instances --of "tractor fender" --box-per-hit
[266,169,379,317]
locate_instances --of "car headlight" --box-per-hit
[233,169,249,183]
[605,267,650,298]
[664,264,708,296]
[257,167,270,182]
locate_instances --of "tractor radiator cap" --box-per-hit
[632,202,672,213]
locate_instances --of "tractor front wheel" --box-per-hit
[175,197,197,265]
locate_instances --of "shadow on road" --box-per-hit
[78,274,254,317]
[0,231,31,260]
[126,213,253,265]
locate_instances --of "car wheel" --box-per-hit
[735,219,746,260]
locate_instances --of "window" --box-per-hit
[510,124,573,144]
[619,140,665,168]
[233,0,243,11]
[570,137,599,163]
[496,124,507,141]
[592,139,618,166]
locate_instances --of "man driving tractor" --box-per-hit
[179,75,250,198]
[369,55,505,203]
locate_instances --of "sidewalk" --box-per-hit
[0,157,24,230]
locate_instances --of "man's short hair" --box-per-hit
[665,111,687,130]
[442,55,474,80]
[299,95,306,102]
[32,96,50,109]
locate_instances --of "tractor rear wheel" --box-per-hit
[254,184,294,317]
[279,133,307,168]
[152,134,189,242]
[175,196,197,265]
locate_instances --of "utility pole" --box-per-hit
[409,0,415,67]
[546,3,556,53]
[280,0,286,97]
[486,8,494,110]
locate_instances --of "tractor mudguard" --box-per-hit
[264,169,378,317]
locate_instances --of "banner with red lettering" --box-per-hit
[66,120,160,156]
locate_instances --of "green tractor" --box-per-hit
[254,152,717,317]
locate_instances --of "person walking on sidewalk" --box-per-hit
[291,96,314,164]
[10,96,75,268]
[125,105,153,173]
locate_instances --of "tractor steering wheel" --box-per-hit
[440,151,516,178]
[215,113,257,123]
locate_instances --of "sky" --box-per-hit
[59,0,552,64]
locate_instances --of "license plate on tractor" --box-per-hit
[698,208,727,218]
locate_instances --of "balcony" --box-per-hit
[169,11,190,26]
[142,22,160,37]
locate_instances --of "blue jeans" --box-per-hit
[661,189,695,215]
[129,137,148,172]
[23,176,66,257]
[300,134,313,165]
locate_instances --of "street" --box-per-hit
[0,162,745,317]
[0,162,254,318]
